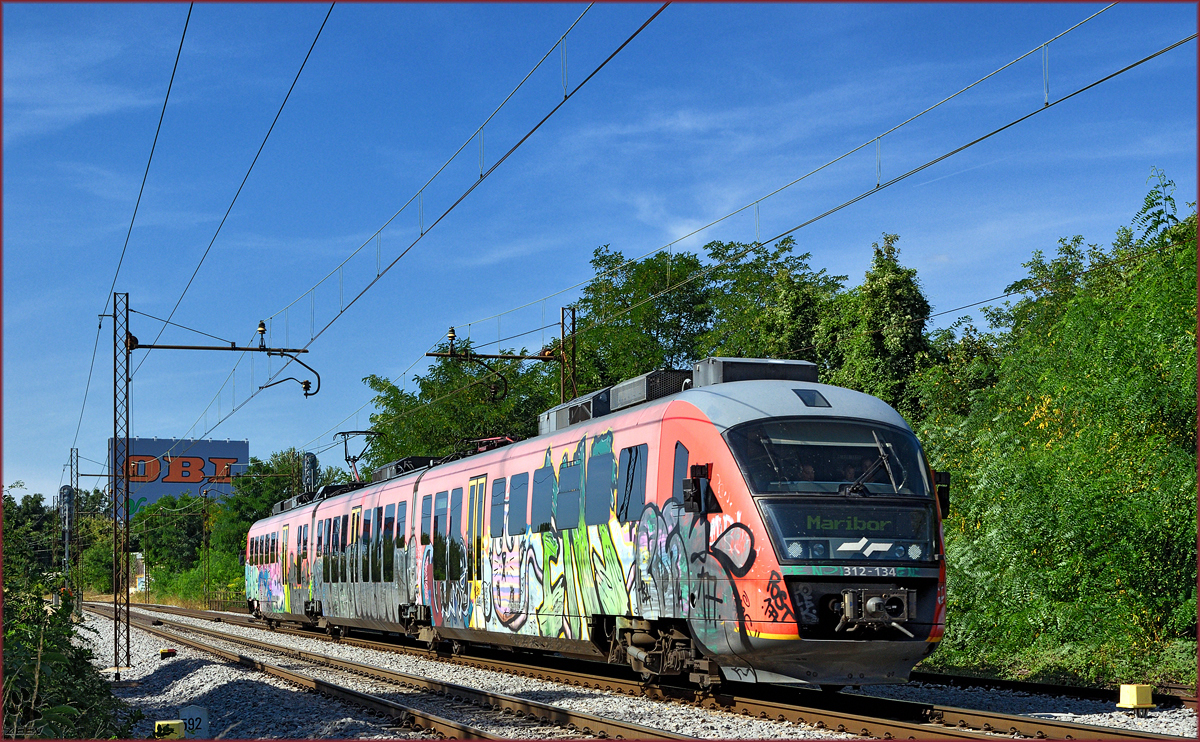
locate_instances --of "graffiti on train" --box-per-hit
[283,429,760,647]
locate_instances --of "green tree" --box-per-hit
[917,180,1197,685]
[365,342,558,466]
[209,449,345,557]
[816,233,931,421]
[573,245,713,389]
[131,493,206,574]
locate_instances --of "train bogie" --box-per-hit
[244,358,946,687]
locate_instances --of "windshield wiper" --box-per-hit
[838,431,899,496]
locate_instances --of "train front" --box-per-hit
[688,379,946,687]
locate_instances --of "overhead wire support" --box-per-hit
[182,4,665,444]
[132,2,335,378]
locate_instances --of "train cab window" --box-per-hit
[448,488,464,581]
[396,501,408,548]
[433,491,448,580]
[616,444,648,523]
[490,478,507,538]
[508,473,529,535]
[585,452,616,526]
[383,504,396,582]
[672,442,689,503]
[725,419,929,497]
[556,459,581,529]
[531,466,554,533]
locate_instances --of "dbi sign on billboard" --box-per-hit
[109,438,249,516]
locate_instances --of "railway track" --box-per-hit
[98,603,1192,741]
[910,671,1198,712]
[87,604,693,740]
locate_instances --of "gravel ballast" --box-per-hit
[847,681,1197,738]
[111,607,856,739]
[79,613,425,739]
[90,605,1196,740]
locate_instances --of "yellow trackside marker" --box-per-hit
[1116,684,1156,717]
[154,720,186,739]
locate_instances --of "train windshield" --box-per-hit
[725,418,929,497]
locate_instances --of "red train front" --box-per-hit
[245,357,947,688]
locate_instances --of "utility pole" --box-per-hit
[112,292,131,678]
[107,294,319,677]
[560,306,578,404]
[70,448,81,617]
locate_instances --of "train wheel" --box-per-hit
[451,641,464,657]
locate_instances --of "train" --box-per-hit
[244,357,947,688]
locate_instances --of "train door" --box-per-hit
[281,524,290,613]
[395,500,410,605]
[467,475,487,628]
[349,506,361,611]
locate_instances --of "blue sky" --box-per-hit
[4,3,1195,500]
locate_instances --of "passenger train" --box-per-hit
[244,357,948,688]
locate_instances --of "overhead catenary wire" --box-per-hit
[69,3,194,455]
[312,31,1195,442]
[442,2,1120,335]
[132,2,336,378]
[282,4,1131,456]
[263,4,597,326]
[176,3,670,447]
[130,309,236,346]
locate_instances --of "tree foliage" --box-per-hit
[3,485,141,738]
[916,178,1197,684]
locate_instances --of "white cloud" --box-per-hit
[3,36,158,144]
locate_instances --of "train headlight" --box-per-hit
[891,544,907,559]
[786,540,806,558]
[811,542,827,558]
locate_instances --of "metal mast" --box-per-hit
[112,293,132,677]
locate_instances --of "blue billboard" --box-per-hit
[109,438,250,515]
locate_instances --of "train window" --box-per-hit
[490,478,506,538]
[433,492,448,580]
[383,504,395,582]
[259,535,264,565]
[725,418,928,497]
[251,536,257,565]
[508,473,529,535]
[672,442,689,503]
[396,501,408,549]
[316,519,324,557]
[557,459,581,528]
[616,445,648,523]
[584,452,616,526]
[272,532,278,563]
[341,514,349,551]
[448,488,464,581]
[360,508,372,584]
[372,506,384,582]
[531,466,554,533]
[330,517,342,583]
[421,495,433,545]
[301,524,309,559]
